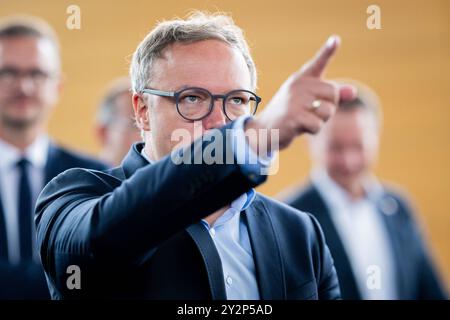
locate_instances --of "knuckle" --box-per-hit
[293,73,313,86]
[323,80,339,102]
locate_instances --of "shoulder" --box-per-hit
[280,182,323,211]
[49,143,110,171]
[36,167,121,214]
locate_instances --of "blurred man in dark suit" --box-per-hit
[95,77,141,166]
[285,80,447,299]
[35,12,358,299]
[0,16,108,299]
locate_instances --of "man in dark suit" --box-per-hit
[286,80,447,299]
[35,12,357,299]
[0,16,108,299]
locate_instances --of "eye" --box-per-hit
[29,69,47,80]
[183,95,201,104]
[0,68,18,78]
[228,96,247,105]
[179,90,209,104]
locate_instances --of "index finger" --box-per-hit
[300,35,340,78]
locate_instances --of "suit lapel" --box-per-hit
[307,186,362,299]
[244,199,286,300]
[186,223,227,300]
[121,143,148,179]
[376,194,406,298]
[0,195,7,260]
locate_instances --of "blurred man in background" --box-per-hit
[0,16,108,299]
[285,80,447,299]
[95,77,141,166]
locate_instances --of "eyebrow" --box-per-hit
[169,85,253,93]
[173,84,190,91]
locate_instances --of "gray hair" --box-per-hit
[129,11,257,94]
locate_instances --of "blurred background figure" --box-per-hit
[0,16,108,299]
[284,80,448,300]
[95,77,140,166]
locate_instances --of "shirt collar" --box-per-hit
[311,167,383,207]
[0,135,49,170]
[141,147,153,164]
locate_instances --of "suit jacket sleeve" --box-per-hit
[35,124,267,292]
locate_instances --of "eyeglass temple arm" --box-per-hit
[142,89,175,97]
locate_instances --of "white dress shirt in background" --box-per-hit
[0,135,49,265]
[311,168,397,300]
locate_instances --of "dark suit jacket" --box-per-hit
[35,126,340,300]
[286,183,448,300]
[0,142,108,299]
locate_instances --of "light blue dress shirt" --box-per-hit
[201,189,260,300]
[0,135,49,265]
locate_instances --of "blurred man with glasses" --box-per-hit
[36,12,356,299]
[0,16,108,299]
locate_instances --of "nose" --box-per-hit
[341,149,362,173]
[17,76,36,96]
[202,99,227,130]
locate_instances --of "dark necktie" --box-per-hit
[17,158,33,262]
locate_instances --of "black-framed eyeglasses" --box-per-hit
[0,67,54,87]
[141,87,261,121]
